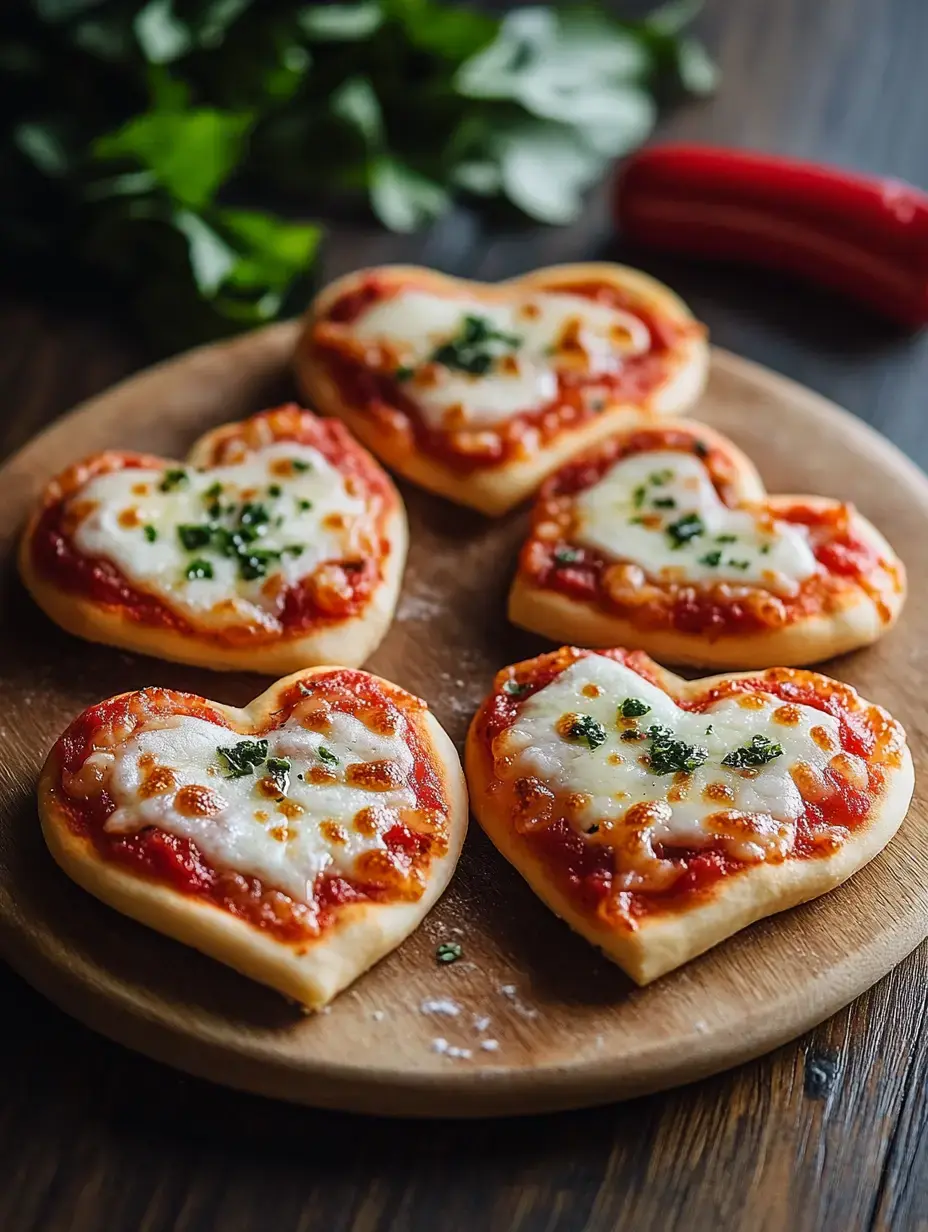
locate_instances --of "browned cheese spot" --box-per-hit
[139,765,177,798]
[345,759,406,791]
[174,784,223,817]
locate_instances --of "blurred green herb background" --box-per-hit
[1,0,714,349]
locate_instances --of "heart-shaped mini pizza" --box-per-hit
[509,419,906,667]
[39,667,467,1008]
[466,647,913,984]
[296,262,708,515]
[19,405,407,674]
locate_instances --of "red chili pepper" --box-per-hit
[615,144,928,327]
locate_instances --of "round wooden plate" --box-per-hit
[0,323,926,1118]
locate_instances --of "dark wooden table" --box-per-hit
[4,1,928,1229]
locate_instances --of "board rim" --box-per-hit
[1,327,925,1118]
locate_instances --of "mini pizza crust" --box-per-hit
[296,263,709,516]
[509,422,906,668]
[38,667,468,1010]
[19,412,408,674]
[465,659,914,984]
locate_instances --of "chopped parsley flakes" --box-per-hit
[395,364,415,382]
[431,314,522,376]
[699,549,722,567]
[317,744,339,767]
[620,697,651,718]
[185,558,214,580]
[645,724,708,775]
[291,458,311,472]
[265,756,291,794]
[159,468,188,492]
[722,734,784,768]
[178,523,212,551]
[217,739,269,778]
[436,942,462,964]
[553,546,582,566]
[564,713,607,751]
[503,679,531,697]
[666,512,705,549]
[143,524,157,543]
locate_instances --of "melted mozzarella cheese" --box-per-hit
[72,443,368,628]
[99,712,417,903]
[498,657,851,885]
[575,450,818,590]
[348,289,651,429]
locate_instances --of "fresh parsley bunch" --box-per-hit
[1,0,714,347]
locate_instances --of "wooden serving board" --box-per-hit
[0,322,926,1118]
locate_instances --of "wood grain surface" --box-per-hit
[4,0,928,1228]
[2,329,925,1119]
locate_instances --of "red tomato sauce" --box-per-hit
[522,433,896,638]
[476,649,899,927]
[311,276,698,473]
[52,672,447,943]
[28,409,391,643]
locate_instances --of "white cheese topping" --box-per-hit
[71,442,368,628]
[97,711,418,904]
[497,657,855,889]
[574,450,818,591]
[347,289,651,429]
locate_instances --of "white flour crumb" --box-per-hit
[693,1019,708,1034]
[595,1035,604,1049]
[451,926,464,935]
[498,984,538,1019]
[372,1010,385,1022]
[420,997,461,1017]
[396,592,443,623]
[320,1006,331,1015]
[473,1015,491,1032]
[480,1039,499,1052]
[431,1037,472,1059]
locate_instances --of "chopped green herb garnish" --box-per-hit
[649,469,673,485]
[395,365,415,382]
[620,698,651,718]
[553,546,582,566]
[645,724,708,775]
[667,513,705,548]
[586,824,600,834]
[265,756,291,794]
[436,942,462,964]
[297,498,313,512]
[503,679,531,698]
[160,468,188,492]
[239,502,270,532]
[760,544,771,555]
[652,496,676,509]
[564,714,607,751]
[706,724,714,735]
[239,548,282,580]
[722,734,784,769]
[185,558,214,580]
[217,739,269,778]
[291,459,311,472]
[633,484,647,509]
[431,314,522,376]
[204,481,223,500]
[267,483,282,498]
[699,549,722,567]
[283,544,304,557]
[716,533,737,544]
[621,729,646,742]
[143,524,157,543]
[177,523,212,551]
[629,515,647,525]
[317,745,339,767]
[728,559,750,570]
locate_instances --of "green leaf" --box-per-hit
[198,0,256,48]
[648,0,704,36]
[133,0,193,64]
[369,156,450,232]
[452,160,500,196]
[675,35,718,95]
[331,76,383,148]
[387,0,497,60]
[298,3,383,41]
[496,120,602,225]
[455,8,558,100]
[35,0,104,21]
[94,109,253,210]
[173,209,236,295]
[216,208,321,287]
[13,123,71,177]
